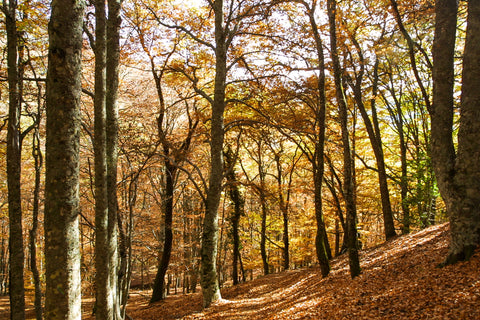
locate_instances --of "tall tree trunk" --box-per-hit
[106,0,122,318]
[304,0,330,277]
[448,0,480,262]
[394,93,410,235]
[44,0,85,318]
[4,0,25,318]
[327,0,361,278]
[383,65,410,234]
[94,0,114,318]
[433,0,480,265]
[274,153,289,271]
[30,116,43,320]
[349,54,397,240]
[200,0,226,307]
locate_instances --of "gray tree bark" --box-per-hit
[4,0,25,318]
[200,0,226,308]
[93,0,114,318]
[106,0,122,318]
[44,0,85,319]
[432,0,480,265]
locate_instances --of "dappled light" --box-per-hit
[86,224,480,319]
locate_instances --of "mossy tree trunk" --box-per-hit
[44,0,85,318]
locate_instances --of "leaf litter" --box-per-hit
[125,223,480,319]
[2,223,478,319]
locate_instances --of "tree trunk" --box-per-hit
[200,0,226,307]
[327,0,361,278]
[93,1,113,318]
[272,147,297,271]
[224,148,244,285]
[4,0,25,318]
[304,2,331,277]
[30,117,43,320]
[258,149,270,276]
[44,1,85,318]
[350,55,397,240]
[433,0,480,265]
[389,0,431,112]
[106,0,121,317]
[382,64,410,234]
[151,161,176,302]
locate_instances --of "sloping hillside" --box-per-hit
[125,223,480,319]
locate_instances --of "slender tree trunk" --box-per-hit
[4,0,25,318]
[350,55,397,240]
[257,149,270,276]
[395,97,410,234]
[389,0,431,112]
[304,2,331,277]
[30,118,43,320]
[106,0,122,317]
[273,149,296,271]
[277,168,290,271]
[383,66,410,234]
[200,0,226,307]
[93,1,113,318]
[224,148,244,285]
[151,161,176,302]
[327,0,361,278]
[44,1,85,318]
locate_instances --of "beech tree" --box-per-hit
[304,0,331,277]
[3,0,25,318]
[432,0,480,265]
[105,0,123,317]
[44,0,85,318]
[93,1,111,318]
[345,20,397,240]
[327,0,361,278]
[224,146,246,284]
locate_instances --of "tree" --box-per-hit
[144,0,272,306]
[304,0,331,277]
[3,0,25,318]
[347,31,397,240]
[271,142,299,271]
[28,90,43,320]
[44,0,85,318]
[224,146,246,284]
[93,1,112,319]
[432,0,480,265]
[106,0,122,317]
[327,0,361,278]
[149,51,199,303]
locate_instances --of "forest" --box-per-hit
[1,0,480,319]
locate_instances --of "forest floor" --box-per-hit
[1,223,480,319]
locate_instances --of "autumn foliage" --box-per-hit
[1,0,480,318]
